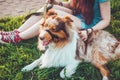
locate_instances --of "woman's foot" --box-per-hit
[0,33,22,44]
[0,29,20,35]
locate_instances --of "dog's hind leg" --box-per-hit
[93,63,110,80]
[21,58,41,71]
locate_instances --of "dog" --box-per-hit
[21,10,120,80]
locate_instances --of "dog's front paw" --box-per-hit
[21,65,33,71]
[102,76,109,80]
[60,69,66,78]
[60,69,72,78]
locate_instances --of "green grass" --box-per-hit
[0,0,120,80]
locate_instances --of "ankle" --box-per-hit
[14,29,20,33]
[15,33,23,43]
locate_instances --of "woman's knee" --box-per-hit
[52,5,72,14]
[37,4,72,14]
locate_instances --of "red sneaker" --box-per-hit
[0,33,22,44]
[0,29,20,35]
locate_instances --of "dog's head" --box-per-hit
[39,10,73,48]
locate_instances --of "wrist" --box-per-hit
[87,28,94,34]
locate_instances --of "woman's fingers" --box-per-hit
[78,30,88,41]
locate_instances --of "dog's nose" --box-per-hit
[40,37,45,40]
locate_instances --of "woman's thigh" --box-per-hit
[37,4,82,29]
[52,5,72,14]
[37,4,72,14]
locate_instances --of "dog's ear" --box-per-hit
[46,10,57,18]
[63,16,73,23]
[42,10,57,26]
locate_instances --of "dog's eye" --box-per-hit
[51,28,57,32]
[50,24,58,32]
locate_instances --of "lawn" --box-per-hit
[0,0,120,80]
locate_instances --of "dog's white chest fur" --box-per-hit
[40,32,79,68]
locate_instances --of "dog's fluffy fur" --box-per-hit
[22,10,120,80]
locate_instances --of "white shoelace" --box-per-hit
[3,35,16,43]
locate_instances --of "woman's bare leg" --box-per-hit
[19,18,44,39]
[0,5,81,43]
[18,16,42,32]
[20,5,81,39]
[17,7,45,32]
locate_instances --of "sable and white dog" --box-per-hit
[22,10,120,80]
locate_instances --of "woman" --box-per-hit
[0,0,110,43]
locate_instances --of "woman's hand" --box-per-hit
[78,28,93,41]
[78,30,88,41]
